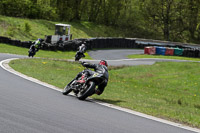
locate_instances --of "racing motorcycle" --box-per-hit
[28,45,36,57]
[75,51,85,61]
[62,68,106,100]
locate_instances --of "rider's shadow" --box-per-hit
[62,93,125,104]
[91,98,125,104]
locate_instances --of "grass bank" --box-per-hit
[0,43,92,60]
[0,15,125,41]
[128,54,200,61]
[9,58,200,128]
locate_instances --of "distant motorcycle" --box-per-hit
[28,45,37,57]
[75,43,86,61]
[75,51,85,61]
[28,39,42,57]
[62,66,106,100]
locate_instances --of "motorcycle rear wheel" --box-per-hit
[75,55,80,61]
[62,85,72,95]
[77,81,95,100]
[28,51,35,57]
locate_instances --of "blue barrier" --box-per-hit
[156,47,166,55]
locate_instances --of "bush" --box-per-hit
[24,22,31,33]
[7,27,15,37]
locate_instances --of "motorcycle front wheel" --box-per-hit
[62,85,72,95]
[77,81,95,100]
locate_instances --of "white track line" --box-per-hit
[79,58,200,63]
[0,58,62,92]
[0,58,200,133]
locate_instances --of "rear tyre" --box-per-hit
[75,54,80,61]
[62,85,72,95]
[28,52,31,57]
[77,81,95,100]
[28,51,35,57]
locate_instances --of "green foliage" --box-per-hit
[0,0,200,44]
[0,16,128,41]
[24,22,31,33]
[7,27,15,37]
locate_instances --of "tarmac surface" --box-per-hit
[0,51,199,133]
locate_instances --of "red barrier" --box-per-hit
[165,48,174,56]
[144,47,156,55]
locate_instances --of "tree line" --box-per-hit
[0,0,200,44]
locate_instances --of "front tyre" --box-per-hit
[77,81,95,100]
[62,85,72,95]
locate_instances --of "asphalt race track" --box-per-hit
[88,49,145,60]
[87,49,200,66]
[0,51,199,133]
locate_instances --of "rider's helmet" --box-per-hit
[99,60,108,67]
[38,38,41,41]
[81,43,85,47]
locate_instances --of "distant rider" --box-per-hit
[31,38,42,52]
[70,60,109,95]
[78,43,86,57]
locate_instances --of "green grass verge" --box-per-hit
[0,15,125,41]
[9,58,200,128]
[0,43,92,60]
[128,54,200,61]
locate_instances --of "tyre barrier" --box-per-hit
[144,46,200,58]
[0,36,32,49]
[87,38,137,49]
[156,47,166,55]
[182,49,200,58]
[0,36,200,58]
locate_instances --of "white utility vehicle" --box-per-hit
[45,23,71,44]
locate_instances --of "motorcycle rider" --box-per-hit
[78,43,86,57]
[33,38,42,51]
[29,38,42,53]
[69,60,109,95]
